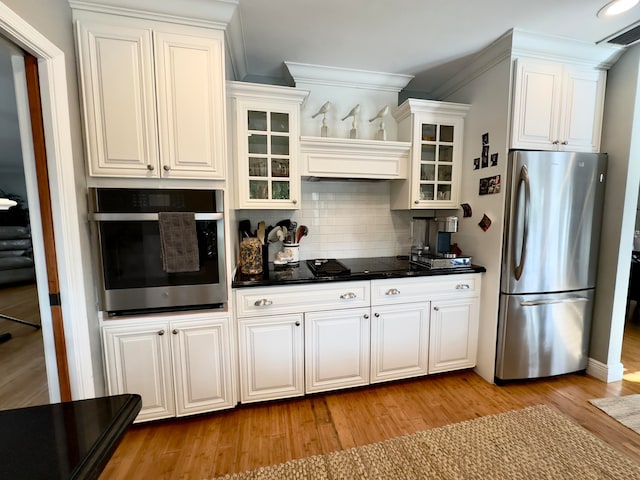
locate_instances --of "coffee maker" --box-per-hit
[410,216,471,269]
[428,216,458,255]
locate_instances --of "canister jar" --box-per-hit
[282,243,300,264]
[240,237,263,274]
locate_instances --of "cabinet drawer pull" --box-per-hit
[254,298,273,307]
[172,329,179,335]
[146,164,154,171]
[158,330,165,336]
[433,307,440,311]
[163,165,171,171]
[561,140,568,145]
[340,292,357,299]
[385,288,401,296]
[456,284,470,290]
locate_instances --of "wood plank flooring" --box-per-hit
[101,320,640,479]
[0,282,49,409]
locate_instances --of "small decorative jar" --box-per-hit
[240,237,263,274]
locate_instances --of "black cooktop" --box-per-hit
[306,259,351,276]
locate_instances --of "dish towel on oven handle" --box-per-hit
[158,212,200,273]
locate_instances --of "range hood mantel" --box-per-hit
[300,136,410,180]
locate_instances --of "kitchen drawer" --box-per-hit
[235,281,370,317]
[371,274,479,305]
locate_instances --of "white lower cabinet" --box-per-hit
[370,302,430,383]
[234,273,482,403]
[429,298,479,374]
[102,313,235,423]
[238,314,304,403]
[305,308,370,394]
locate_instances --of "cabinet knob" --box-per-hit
[292,199,297,205]
[254,298,273,307]
[172,329,179,335]
[456,284,470,290]
[163,165,171,171]
[561,141,568,145]
[363,314,369,319]
[340,292,357,299]
[385,288,400,296]
[433,306,440,311]
[147,164,154,171]
[158,329,165,336]
[552,140,560,145]
[414,200,420,204]
[374,312,380,318]
[295,321,301,326]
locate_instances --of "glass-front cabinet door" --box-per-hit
[417,122,455,205]
[228,82,308,210]
[391,99,469,210]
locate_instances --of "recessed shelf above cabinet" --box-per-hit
[300,136,410,180]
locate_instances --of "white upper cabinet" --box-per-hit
[510,57,606,153]
[391,99,470,210]
[228,82,308,209]
[75,12,227,179]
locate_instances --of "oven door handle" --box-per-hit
[90,212,223,221]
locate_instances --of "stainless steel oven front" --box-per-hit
[89,188,227,316]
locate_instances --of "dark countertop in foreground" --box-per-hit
[0,394,141,480]
[233,256,486,288]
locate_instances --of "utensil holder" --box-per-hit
[282,243,300,264]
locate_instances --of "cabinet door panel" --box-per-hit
[560,67,604,152]
[77,21,158,176]
[155,30,226,178]
[370,302,430,383]
[171,318,235,416]
[511,60,563,149]
[239,314,304,403]
[305,308,370,393]
[429,299,479,374]
[102,325,174,422]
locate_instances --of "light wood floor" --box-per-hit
[0,282,49,409]
[101,319,640,479]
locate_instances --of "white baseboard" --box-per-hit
[586,357,624,383]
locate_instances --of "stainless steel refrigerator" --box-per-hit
[495,150,607,382]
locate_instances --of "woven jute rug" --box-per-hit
[590,394,640,435]
[213,405,640,480]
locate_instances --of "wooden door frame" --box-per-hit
[0,2,97,401]
[22,53,72,401]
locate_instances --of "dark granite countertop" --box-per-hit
[233,256,486,288]
[0,394,141,480]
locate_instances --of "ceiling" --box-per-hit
[228,0,640,95]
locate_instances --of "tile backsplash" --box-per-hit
[237,180,413,260]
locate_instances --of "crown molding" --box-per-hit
[285,61,413,93]
[432,28,626,100]
[68,0,238,29]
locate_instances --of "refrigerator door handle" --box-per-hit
[514,165,530,280]
[520,297,590,306]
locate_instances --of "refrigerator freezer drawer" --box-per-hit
[495,290,594,381]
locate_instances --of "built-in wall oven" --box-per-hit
[89,188,227,316]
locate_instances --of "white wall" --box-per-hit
[237,180,413,261]
[590,43,640,379]
[441,57,512,382]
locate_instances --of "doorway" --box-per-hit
[0,36,50,409]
